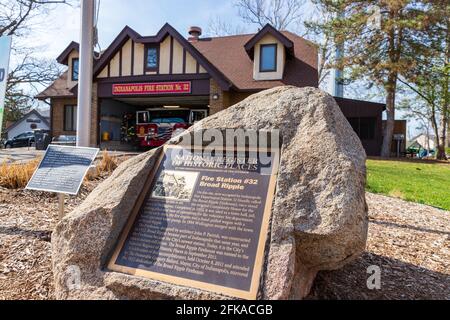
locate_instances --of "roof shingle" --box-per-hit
[192,31,318,91]
[36,71,76,100]
[37,27,319,99]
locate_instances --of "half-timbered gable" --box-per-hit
[93,24,227,88]
[37,23,385,156]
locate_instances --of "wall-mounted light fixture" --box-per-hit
[212,93,220,101]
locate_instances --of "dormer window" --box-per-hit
[244,24,294,81]
[260,44,277,72]
[145,46,159,71]
[71,58,79,81]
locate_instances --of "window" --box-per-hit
[137,111,149,124]
[64,105,77,131]
[146,46,159,71]
[16,132,33,139]
[72,58,79,81]
[260,44,277,72]
[15,133,26,139]
[190,110,208,124]
[347,117,376,140]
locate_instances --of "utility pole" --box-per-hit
[76,0,95,147]
[330,45,344,98]
[330,11,344,98]
[330,47,344,98]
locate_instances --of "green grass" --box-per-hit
[366,159,450,210]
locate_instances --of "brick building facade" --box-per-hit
[38,23,385,155]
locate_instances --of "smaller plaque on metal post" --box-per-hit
[26,145,99,195]
[26,145,99,218]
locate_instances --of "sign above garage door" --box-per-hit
[112,81,191,96]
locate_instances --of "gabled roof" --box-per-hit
[36,71,76,100]
[39,23,319,98]
[192,31,318,91]
[93,23,232,90]
[56,41,79,65]
[4,109,50,132]
[244,24,295,59]
[139,23,232,90]
[406,133,436,149]
[92,26,141,77]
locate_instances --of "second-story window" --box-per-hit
[260,44,277,72]
[146,46,159,71]
[71,58,79,81]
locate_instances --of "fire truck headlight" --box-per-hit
[148,128,156,138]
[172,128,185,138]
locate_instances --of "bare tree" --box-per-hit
[0,0,74,36]
[207,1,332,87]
[235,0,305,30]
[304,6,335,87]
[0,0,74,130]
[207,16,248,37]
[5,54,62,120]
[398,86,443,156]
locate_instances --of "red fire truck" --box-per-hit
[136,108,208,147]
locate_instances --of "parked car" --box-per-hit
[3,131,35,148]
[51,135,76,146]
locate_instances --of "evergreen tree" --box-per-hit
[309,0,435,157]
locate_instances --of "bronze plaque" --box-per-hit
[108,145,280,299]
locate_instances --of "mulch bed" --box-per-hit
[308,193,450,300]
[0,179,103,300]
[1,182,448,300]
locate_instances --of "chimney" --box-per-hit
[188,26,202,42]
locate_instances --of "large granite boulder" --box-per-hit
[52,86,368,300]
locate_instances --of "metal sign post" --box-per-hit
[58,193,65,218]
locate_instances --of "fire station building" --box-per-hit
[37,23,385,155]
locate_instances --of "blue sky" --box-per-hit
[22,0,419,136]
[31,0,247,59]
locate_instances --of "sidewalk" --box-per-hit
[0,147,141,164]
[0,147,45,164]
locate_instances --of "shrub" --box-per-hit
[85,150,119,181]
[98,150,118,173]
[0,159,40,189]
[0,150,121,189]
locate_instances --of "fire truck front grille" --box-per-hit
[157,127,173,140]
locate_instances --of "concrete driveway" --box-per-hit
[0,147,45,163]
